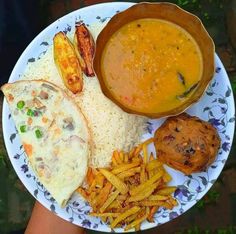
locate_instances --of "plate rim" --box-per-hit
[2,1,235,232]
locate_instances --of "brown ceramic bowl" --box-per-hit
[93,2,215,118]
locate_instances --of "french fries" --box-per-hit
[99,168,128,195]
[125,213,148,231]
[147,206,159,222]
[130,170,164,196]
[110,206,140,229]
[111,161,139,174]
[157,187,177,195]
[77,138,178,231]
[53,32,83,94]
[90,212,120,217]
[100,190,119,213]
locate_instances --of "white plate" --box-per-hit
[2,2,235,232]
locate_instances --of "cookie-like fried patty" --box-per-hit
[154,113,221,175]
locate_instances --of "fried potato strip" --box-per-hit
[99,168,128,195]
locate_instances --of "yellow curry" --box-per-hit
[101,18,203,114]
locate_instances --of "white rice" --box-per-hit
[22,23,147,168]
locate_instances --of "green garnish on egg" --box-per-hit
[17,100,25,109]
[35,129,43,139]
[27,109,34,116]
[20,125,27,133]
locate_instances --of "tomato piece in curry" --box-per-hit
[101,18,203,114]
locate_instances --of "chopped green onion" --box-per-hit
[27,109,34,116]
[35,129,43,139]
[20,125,27,133]
[17,100,25,109]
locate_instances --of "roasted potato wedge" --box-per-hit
[53,32,83,93]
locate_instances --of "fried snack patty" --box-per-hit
[154,113,221,175]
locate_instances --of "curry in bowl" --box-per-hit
[94,3,215,118]
[101,18,202,113]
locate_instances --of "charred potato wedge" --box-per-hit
[74,23,95,77]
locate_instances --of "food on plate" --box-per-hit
[100,18,202,114]
[1,80,91,207]
[74,23,95,77]
[154,113,221,175]
[53,32,83,94]
[77,139,178,231]
[23,42,147,168]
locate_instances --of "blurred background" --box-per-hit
[0,0,235,233]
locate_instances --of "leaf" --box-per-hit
[84,210,89,215]
[66,206,70,213]
[27,57,35,63]
[44,191,50,197]
[8,114,11,119]
[222,142,230,152]
[40,41,49,46]
[226,135,230,140]
[229,117,235,123]
[225,86,231,97]
[187,194,194,201]
[10,133,16,143]
[34,189,38,197]
[211,81,216,87]
[50,204,56,213]
[206,91,213,96]
[203,107,210,112]
[72,201,80,207]
[13,153,20,159]
[199,176,208,186]
[176,82,199,99]
[177,72,185,85]
[186,179,191,187]
[93,223,98,229]
[221,107,227,114]
[221,118,225,127]
[209,111,214,117]
[81,219,91,228]
[21,164,28,173]
[174,188,180,197]
[215,67,221,73]
[218,98,226,104]
[179,208,184,214]
[169,211,178,220]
